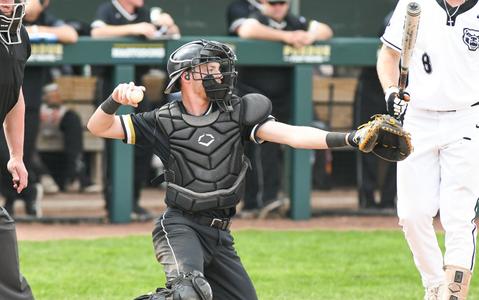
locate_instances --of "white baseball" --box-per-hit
[128,88,144,104]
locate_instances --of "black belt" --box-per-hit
[180,211,232,231]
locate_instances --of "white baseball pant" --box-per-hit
[397,105,479,288]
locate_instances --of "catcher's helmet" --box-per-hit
[0,0,26,45]
[165,39,237,112]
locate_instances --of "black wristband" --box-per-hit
[325,132,349,148]
[100,96,121,115]
[347,130,359,148]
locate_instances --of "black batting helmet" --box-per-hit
[165,39,237,112]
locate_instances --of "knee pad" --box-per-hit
[443,265,472,300]
[168,271,212,300]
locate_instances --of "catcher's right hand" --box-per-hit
[350,114,413,162]
[111,82,145,108]
[385,86,410,121]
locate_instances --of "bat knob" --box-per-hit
[407,2,421,16]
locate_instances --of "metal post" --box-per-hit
[289,64,313,220]
[109,65,135,223]
[290,0,300,15]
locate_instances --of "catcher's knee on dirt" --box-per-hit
[168,271,212,300]
[442,265,472,300]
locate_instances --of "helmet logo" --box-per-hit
[198,134,215,147]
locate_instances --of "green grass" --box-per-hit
[18,230,476,300]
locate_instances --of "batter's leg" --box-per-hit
[397,110,445,288]
[438,113,479,299]
[439,139,478,271]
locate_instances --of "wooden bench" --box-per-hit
[312,76,358,132]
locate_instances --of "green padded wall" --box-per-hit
[300,0,398,37]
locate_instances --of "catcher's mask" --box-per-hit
[165,39,238,112]
[0,0,25,45]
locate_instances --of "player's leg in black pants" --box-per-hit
[102,139,113,217]
[259,141,282,204]
[0,130,16,214]
[354,67,398,209]
[152,209,257,300]
[0,130,40,216]
[21,109,41,216]
[132,97,154,217]
[0,207,34,300]
[59,110,90,188]
[379,162,397,208]
[358,153,379,208]
[133,145,153,215]
[242,141,262,212]
[261,88,291,206]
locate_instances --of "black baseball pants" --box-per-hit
[152,208,257,300]
[0,207,34,300]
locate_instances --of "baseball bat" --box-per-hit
[398,2,421,100]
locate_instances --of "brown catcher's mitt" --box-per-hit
[354,114,413,162]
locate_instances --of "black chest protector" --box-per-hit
[156,97,250,212]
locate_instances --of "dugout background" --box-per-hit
[49,0,398,37]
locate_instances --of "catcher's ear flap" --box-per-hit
[241,93,272,125]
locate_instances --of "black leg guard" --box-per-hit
[169,271,212,300]
[135,271,212,300]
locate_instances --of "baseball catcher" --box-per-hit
[87,39,412,300]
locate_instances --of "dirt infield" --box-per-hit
[11,188,449,241]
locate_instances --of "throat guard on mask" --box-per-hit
[157,97,250,212]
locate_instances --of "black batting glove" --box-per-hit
[385,86,410,122]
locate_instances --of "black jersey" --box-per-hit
[91,0,150,28]
[249,11,308,31]
[226,0,262,35]
[0,26,31,122]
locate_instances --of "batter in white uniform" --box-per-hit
[377,0,479,299]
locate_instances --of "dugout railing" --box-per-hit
[28,37,380,223]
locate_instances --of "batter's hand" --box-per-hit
[111,82,146,108]
[7,157,28,193]
[385,86,410,122]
